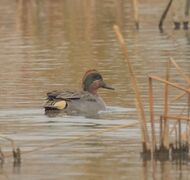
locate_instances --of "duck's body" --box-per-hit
[44,90,106,116]
[44,70,114,116]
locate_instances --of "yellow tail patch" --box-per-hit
[54,100,67,110]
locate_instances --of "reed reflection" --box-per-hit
[142,158,190,180]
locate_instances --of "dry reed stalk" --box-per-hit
[171,90,189,103]
[132,0,139,29]
[135,99,149,152]
[148,77,156,153]
[187,95,190,144]
[163,61,170,149]
[160,116,163,146]
[113,25,149,151]
[178,120,182,149]
[162,115,190,121]
[150,59,190,150]
[169,106,186,136]
[170,57,190,103]
[175,125,177,146]
[149,75,190,94]
[170,57,190,84]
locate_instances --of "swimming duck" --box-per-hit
[44,69,114,116]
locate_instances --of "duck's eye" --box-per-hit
[92,74,102,80]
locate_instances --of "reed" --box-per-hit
[0,148,4,163]
[166,105,186,139]
[178,120,182,151]
[148,77,156,154]
[113,25,189,159]
[0,136,21,164]
[163,115,190,121]
[159,116,163,147]
[170,57,190,103]
[170,57,190,84]
[163,61,170,150]
[168,61,190,142]
[184,95,190,147]
[147,60,190,160]
[132,0,139,30]
[113,25,150,152]
[171,90,190,103]
[187,95,190,145]
[149,75,190,93]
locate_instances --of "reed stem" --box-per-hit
[163,61,170,149]
[132,0,139,29]
[170,57,190,84]
[169,57,190,104]
[162,115,190,121]
[148,77,156,153]
[113,25,150,151]
[149,75,190,94]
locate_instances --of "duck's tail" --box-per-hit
[44,99,68,111]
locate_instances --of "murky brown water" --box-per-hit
[0,0,190,179]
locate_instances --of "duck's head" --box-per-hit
[82,69,114,94]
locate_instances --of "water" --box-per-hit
[0,0,190,179]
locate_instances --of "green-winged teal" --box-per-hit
[44,69,114,116]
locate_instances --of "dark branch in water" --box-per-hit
[159,0,173,32]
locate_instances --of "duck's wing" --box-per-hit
[44,90,80,111]
[45,90,95,111]
[47,90,81,101]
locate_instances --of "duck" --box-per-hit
[44,69,114,116]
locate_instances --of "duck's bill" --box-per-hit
[102,84,114,90]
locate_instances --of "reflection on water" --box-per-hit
[0,0,190,179]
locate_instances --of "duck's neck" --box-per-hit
[87,88,98,95]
